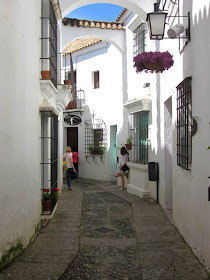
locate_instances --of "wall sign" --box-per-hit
[64,114,82,126]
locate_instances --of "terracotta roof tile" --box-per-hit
[62,18,124,30]
[63,37,102,54]
[116,8,127,22]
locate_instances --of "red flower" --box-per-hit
[43,189,50,192]
[54,187,60,192]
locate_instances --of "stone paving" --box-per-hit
[0,179,209,280]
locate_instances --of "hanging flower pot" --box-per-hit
[134,51,174,73]
[125,144,132,150]
[41,70,50,80]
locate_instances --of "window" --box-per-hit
[94,129,103,148]
[176,77,192,170]
[85,116,107,158]
[133,23,146,57]
[40,0,57,87]
[93,71,100,89]
[40,111,58,214]
[128,111,149,164]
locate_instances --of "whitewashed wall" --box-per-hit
[0,0,42,261]
[161,0,210,271]
[61,0,210,271]
[63,41,127,181]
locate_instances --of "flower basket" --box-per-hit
[144,61,164,72]
[134,51,174,73]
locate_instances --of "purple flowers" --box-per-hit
[134,51,174,73]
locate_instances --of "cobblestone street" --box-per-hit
[0,179,209,280]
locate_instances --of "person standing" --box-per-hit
[63,146,76,190]
[114,146,129,191]
[71,148,80,180]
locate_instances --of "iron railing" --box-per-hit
[133,23,146,57]
[40,111,58,214]
[176,76,192,170]
[40,0,57,88]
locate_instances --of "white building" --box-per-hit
[1,0,210,274]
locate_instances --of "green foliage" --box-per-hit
[88,144,106,155]
[43,191,51,201]
[52,192,58,200]
[126,136,133,144]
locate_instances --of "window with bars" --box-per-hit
[133,23,146,57]
[128,111,149,164]
[85,116,107,158]
[176,77,192,170]
[40,0,57,87]
[40,111,58,214]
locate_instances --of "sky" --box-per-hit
[67,4,124,22]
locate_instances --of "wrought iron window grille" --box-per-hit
[40,111,58,214]
[40,0,57,88]
[133,23,146,58]
[176,76,192,170]
[128,111,149,164]
[85,113,107,163]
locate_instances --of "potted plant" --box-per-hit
[88,144,106,155]
[41,70,50,80]
[125,136,133,150]
[42,189,51,211]
[134,51,174,73]
[64,79,70,85]
[52,187,60,201]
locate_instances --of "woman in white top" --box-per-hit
[114,146,129,191]
[63,146,76,190]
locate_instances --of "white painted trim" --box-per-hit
[39,98,59,116]
[128,16,144,32]
[127,183,150,198]
[124,96,151,114]
[40,80,58,99]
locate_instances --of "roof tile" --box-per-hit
[62,18,124,30]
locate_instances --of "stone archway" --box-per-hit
[59,0,154,19]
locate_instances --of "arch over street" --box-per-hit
[59,0,154,20]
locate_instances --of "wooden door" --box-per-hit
[67,127,78,151]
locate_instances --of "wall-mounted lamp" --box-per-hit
[146,2,190,41]
[146,3,167,40]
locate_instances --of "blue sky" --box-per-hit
[67,4,124,22]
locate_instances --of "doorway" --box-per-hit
[164,97,173,216]
[110,125,117,183]
[67,127,78,151]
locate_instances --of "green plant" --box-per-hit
[126,136,133,145]
[43,189,51,201]
[88,144,95,154]
[88,144,106,155]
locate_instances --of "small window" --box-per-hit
[133,23,146,57]
[93,71,100,89]
[94,128,103,148]
[176,77,192,170]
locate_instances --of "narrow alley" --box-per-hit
[0,179,209,280]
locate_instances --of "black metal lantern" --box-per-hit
[146,3,167,40]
